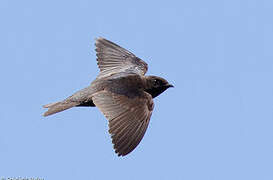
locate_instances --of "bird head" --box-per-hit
[145,76,174,98]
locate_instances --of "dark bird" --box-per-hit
[43,38,173,156]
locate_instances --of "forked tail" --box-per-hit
[43,101,80,116]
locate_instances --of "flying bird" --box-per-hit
[43,38,173,156]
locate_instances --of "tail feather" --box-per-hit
[43,101,80,116]
[43,102,59,108]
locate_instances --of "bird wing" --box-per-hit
[92,90,154,156]
[95,38,148,79]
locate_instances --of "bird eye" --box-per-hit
[153,79,160,86]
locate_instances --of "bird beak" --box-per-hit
[166,84,174,88]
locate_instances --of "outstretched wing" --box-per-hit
[95,38,148,79]
[92,90,154,156]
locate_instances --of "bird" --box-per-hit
[43,37,173,156]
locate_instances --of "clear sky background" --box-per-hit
[1,0,273,179]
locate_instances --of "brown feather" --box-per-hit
[92,90,154,156]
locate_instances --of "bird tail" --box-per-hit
[43,100,80,116]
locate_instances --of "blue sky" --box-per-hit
[1,0,273,179]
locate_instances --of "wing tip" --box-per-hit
[95,37,107,46]
[115,149,129,157]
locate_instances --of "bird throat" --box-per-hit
[145,86,168,98]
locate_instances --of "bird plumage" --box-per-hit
[43,37,173,156]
